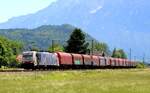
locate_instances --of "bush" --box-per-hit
[6,55,20,68]
[8,61,20,68]
[136,63,145,68]
[0,36,23,68]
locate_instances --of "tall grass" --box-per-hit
[0,69,150,93]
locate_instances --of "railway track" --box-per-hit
[0,68,136,72]
[0,68,73,72]
[0,69,34,72]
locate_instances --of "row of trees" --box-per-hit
[47,28,127,59]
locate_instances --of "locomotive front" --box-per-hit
[22,51,37,69]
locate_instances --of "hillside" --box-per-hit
[0,24,95,50]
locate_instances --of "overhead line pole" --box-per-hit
[143,53,145,64]
[52,40,54,53]
[91,40,94,55]
[129,48,132,60]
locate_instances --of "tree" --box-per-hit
[0,41,8,67]
[111,48,127,59]
[112,48,117,57]
[0,36,23,68]
[29,41,39,51]
[48,43,64,52]
[30,47,39,51]
[118,49,127,59]
[65,28,89,54]
[10,40,23,55]
[93,42,110,56]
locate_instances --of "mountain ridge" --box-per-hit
[0,0,150,61]
[0,24,96,50]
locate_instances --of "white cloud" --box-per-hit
[90,6,103,14]
[0,16,9,23]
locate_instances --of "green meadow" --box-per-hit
[0,69,150,93]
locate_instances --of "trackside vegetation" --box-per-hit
[0,69,150,93]
[0,36,23,68]
[136,62,146,68]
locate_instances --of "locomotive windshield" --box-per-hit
[23,54,33,62]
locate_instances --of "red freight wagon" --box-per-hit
[110,58,116,66]
[116,58,120,66]
[114,58,119,67]
[72,54,83,65]
[92,55,100,66]
[122,59,124,67]
[128,60,130,67]
[126,60,130,67]
[130,61,133,67]
[129,60,131,67]
[99,57,106,66]
[123,59,126,67]
[125,60,128,66]
[129,61,131,67]
[117,58,121,67]
[57,52,73,65]
[123,59,126,66]
[131,61,135,67]
[83,55,92,65]
[120,59,124,67]
[119,58,123,67]
[131,61,134,67]
[129,60,132,67]
[105,57,111,66]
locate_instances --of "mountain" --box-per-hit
[0,0,150,61]
[0,24,95,50]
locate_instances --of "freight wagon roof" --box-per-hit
[23,51,37,54]
[92,55,99,59]
[57,52,72,56]
[82,55,91,59]
[71,53,82,58]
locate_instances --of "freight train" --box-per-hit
[21,51,137,69]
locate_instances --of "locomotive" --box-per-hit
[22,51,137,69]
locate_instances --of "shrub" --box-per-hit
[136,63,145,68]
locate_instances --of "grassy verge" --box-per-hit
[0,69,150,93]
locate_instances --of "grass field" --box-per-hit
[0,69,150,93]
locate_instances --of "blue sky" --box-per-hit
[0,0,56,23]
[0,0,150,61]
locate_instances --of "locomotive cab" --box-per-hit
[22,51,37,69]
